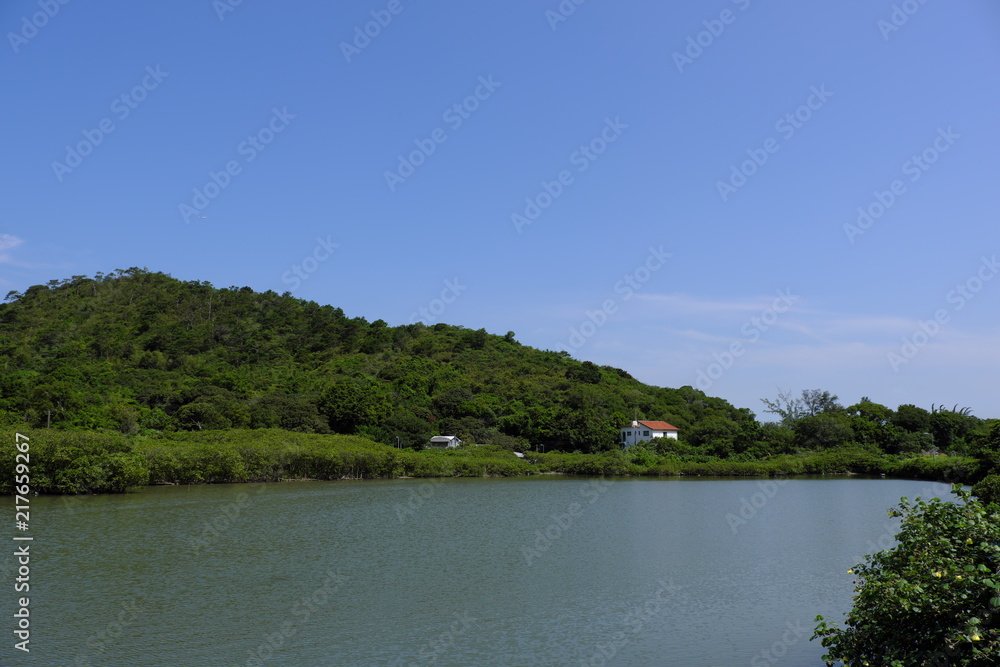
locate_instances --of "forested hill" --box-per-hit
[0,268,749,450]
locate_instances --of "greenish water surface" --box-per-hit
[2,476,952,666]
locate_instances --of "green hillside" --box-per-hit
[0,268,750,450]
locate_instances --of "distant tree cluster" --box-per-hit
[757,388,993,459]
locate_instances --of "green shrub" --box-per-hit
[49,452,148,493]
[814,487,1000,665]
[98,453,150,492]
[888,455,979,484]
[972,474,1000,505]
[142,446,182,484]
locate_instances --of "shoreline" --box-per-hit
[2,427,979,496]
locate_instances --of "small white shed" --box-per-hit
[428,435,461,449]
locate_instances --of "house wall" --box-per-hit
[620,428,678,447]
[428,437,460,448]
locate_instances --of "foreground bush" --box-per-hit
[814,486,1000,665]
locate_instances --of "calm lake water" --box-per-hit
[2,476,954,666]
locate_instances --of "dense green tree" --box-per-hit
[896,430,934,456]
[847,399,893,425]
[893,403,931,433]
[319,378,390,433]
[251,394,328,433]
[566,361,602,384]
[686,416,739,455]
[463,327,488,351]
[846,401,918,454]
[757,422,795,454]
[109,403,141,435]
[386,410,433,450]
[793,413,854,450]
[175,402,232,431]
[732,419,763,456]
[970,422,1000,461]
[930,410,973,452]
[801,389,843,416]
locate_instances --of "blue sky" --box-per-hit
[2,0,999,418]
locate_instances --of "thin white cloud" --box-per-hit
[657,326,736,344]
[0,236,67,273]
[0,234,25,264]
[632,292,790,315]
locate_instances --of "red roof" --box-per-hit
[622,420,678,431]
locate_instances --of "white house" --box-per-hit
[620,420,679,447]
[428,435,461,449]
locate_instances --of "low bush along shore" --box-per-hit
[1,428,981,495]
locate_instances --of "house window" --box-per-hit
[643,430,650,437]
